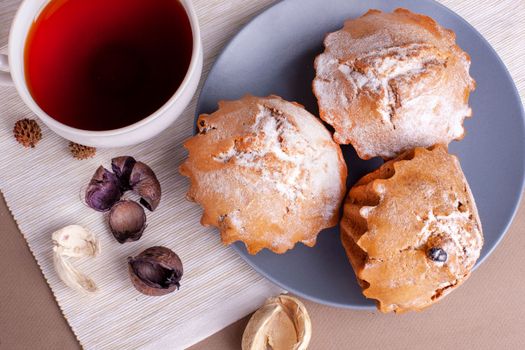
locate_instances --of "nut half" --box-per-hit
[127,246,183,296]
[242,295,312,350]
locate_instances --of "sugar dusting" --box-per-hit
[339,44,441,90]
[213,101,343,221]
[313,11,475,159]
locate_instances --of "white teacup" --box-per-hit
[0,0,203,148]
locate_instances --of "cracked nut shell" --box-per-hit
[85,166,122,212]
[130,161,161,211]
[242,294,312,350]
[52,225,100,294]
[108,200,146,243]
[127,246,183,296]
[111,156,137,191]
[111,156,161,211]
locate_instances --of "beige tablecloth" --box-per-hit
[0,1,283,349]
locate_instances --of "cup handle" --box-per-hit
[0,54,14,86]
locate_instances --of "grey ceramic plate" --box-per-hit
[195,0,525,308]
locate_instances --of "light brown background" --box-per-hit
[2,194,525,349]
[1,0,525,349]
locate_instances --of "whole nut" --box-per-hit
[108,200,146,243]
[127,246,183,296]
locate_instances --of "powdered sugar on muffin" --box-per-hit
[313,8,475,159]
[340,145,483,312]
[181,95,347,254]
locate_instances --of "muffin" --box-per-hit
[340,145,483,312]
[313,8,476,159]
[180,95,347,254]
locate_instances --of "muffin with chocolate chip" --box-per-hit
[340,145,483,313]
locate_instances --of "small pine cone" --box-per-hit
[69,142,96,160]
[13,118,42,148]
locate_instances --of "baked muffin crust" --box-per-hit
[313,8,475,159]
[340,145,483,312]
[181,95,347,254]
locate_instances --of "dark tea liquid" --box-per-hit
[25,0,193,131]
